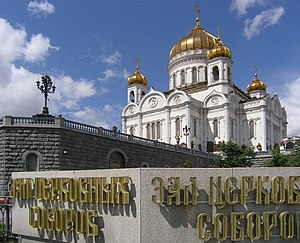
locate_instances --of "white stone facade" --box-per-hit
[122,26,287,152]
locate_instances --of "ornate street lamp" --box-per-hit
[183,125,190,147]
[36,75,56,115]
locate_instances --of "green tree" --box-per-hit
[215,141,254,168]
[177,159,193,168]
[268,145,300,167]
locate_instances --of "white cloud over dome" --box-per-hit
[243,7,285,39]
[231,0,267,16]
[27,0,55,17]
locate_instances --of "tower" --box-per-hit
[207,28,233,85]
[127,60,148,104]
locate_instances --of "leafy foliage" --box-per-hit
[215,141,254,168]
[267,145,300,167]
[177,159,193,168]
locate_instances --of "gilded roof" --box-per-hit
[128,66,148,86]
[169,18,218,59]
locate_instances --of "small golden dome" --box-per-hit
[247,73,267,92]
[208,38,232,60]
[128,65,148,86]
[169,17,218,59]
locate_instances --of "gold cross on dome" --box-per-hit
[254,65,258,78]
[136,57,140,70]
[195,4,199,19]
[217,27,221,39]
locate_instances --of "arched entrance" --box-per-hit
[107,149,127,169]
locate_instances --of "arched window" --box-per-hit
[130,127,134,135]
[151,123,155,139]
[227,67,231,82]
[193,118,197,137]
[141,91,145,99]
[130,91,135,102]
[25,153,39,171]
[157,122,161,139]
[249,120,255,139]
[181,70,185,85]
[146,124,151,139]
[213,66,219,81]
[204,67,208,81]
[213,119,218,138]
[109,151,125,169]
[173,73,176,88]
[175,118,181,136]
[192,68,197,83]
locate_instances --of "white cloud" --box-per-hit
[243,7,285,39]
[98,68,130,82]
[27,0,55,17]
[100,51,122,65]
[69,105,122,129]
[0,18,58,64]
[0,17,97,118]
[281,77,300,136]
[23,34,59,62]
[231,0,267,16]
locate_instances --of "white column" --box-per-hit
[224,63,228,80]
[186,105,191,148]
[198,66,202,82]
[261,108,267,150]
[220,62,224,80]
[138,113,142,137]
[165,108,170,144]
[224,105,230,141]
[187,68,192,85]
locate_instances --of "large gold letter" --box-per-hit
[197,213,211,241]
[263,211,277,240]
[151,177,164,205]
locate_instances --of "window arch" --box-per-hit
[175,118,181,136]
[172,73,176,88]
[230,120,234,139]
[213,66,219,81]
[204,67,208,81]
[213,119,218,138]
[249,120,255,139]
[157,122,161,140]
[192,67,197,83]
[227,67,231,82]
[151,123,155,139]
[141,91,145,99]
[22,151,42,171]
[193,118,197,137]
[108,151,126,169]
[181,70,185,85]
[130,91,135,102]
[146,124,151,139]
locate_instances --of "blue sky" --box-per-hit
[0,0,299,136]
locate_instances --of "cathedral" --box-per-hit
[121,12,287,152]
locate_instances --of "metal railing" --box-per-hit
[0,116,215,158]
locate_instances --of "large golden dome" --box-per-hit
[169,17,218,59]
[208,38,232,60]
[247,73,267,92]
[128,65,148,86]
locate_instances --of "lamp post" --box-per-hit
[183,125,190,147]
[36,75,56,115]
